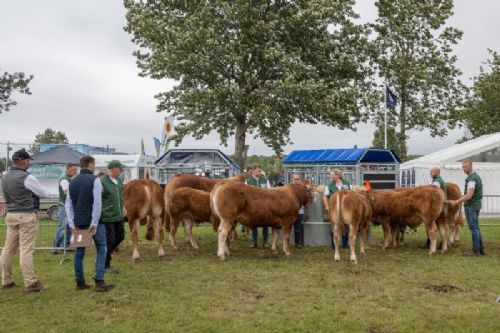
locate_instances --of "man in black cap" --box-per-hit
[1,149,49,292]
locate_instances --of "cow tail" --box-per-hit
[337,192,346,236]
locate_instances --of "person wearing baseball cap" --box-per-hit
[1,149,50,292]
[100,160,125,274]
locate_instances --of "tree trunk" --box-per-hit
[399,85,408,161]
[233,118,247,170]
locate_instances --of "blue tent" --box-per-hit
[283,148,401,164]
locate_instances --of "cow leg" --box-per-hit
[155,216,166,259]
[360,226,368,257]
[183,222,190,244]
[448,224,456,246]
[217,220,231,261]
[332,223,340,262]
[381,219,390,250]
[282,224,292,256]
[169,220,179,250]
[130,219,140,262]
[349,224,358,263]
[390,225,398,248]
[438,222,448,254]
[398,226,406,246]
[271,228,278,255]
[184,218,199,250]
[427,221,438,256]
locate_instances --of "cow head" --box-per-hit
[289,180,314,206]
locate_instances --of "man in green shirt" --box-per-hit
[451,159,484,256]
[101,160,125,272]
[246,164,270,248]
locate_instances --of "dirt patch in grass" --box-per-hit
[424,283,464,293]
[235,287,265,301]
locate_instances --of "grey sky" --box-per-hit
[1,0,499,159]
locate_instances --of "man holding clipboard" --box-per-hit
[65,155,115,292]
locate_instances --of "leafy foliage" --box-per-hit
[30,128,69,154]
[124,0,377,167]
[372,0,467,160]
[462,50,500,137]
[0,70,33,114]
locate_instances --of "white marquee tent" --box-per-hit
[400,132,500,216]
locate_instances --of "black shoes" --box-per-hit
[104,267,119,274]
[463,249,485,257]
[24,281,46,293]
[94,278,115,292]
[76,280,91,290]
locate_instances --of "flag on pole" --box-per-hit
[153,137,161,157]
[141,137,145,155]
[161,115,175,156]
[385,85,397,110]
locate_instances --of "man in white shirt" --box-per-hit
[52,163,78,252]
[1,149,50,292]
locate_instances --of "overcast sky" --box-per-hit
[1,0,499,159]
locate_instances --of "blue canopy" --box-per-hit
[283,148,400,164]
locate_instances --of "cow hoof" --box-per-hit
[284,252,291,256]
[192,245,200,251]
[132,257,140,263]
[350,259,357,264]
[159,255,167,261]
[218,255,226,261]
[360,252,366,257]
[334,254,340,262]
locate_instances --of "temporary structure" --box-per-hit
[92,154,158,183]
[400,132,500,216]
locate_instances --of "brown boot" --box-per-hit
[94,278,115,292]
[24,281,46,293]
[1,282,17,290]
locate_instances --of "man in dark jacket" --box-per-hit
[65,155,115,292]
[100,160,125,274]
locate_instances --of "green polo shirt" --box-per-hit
[464,172,483,210]
[325,179,351,198]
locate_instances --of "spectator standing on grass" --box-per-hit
[1,149,49,292]
[65,155,115,291]
[100,160,125,274]
[51,163,78,253]
[451,159,485,256]
[323,169,351,249]
[246,164,271,248]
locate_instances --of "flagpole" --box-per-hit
[384,84,388,149]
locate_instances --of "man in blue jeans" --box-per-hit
[65,155,115,291]
[451,159,485,256]
[52,163,78,253]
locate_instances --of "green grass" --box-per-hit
[0,218,500,333]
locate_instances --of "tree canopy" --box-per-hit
[0,70,33,114]
[372,0,467,160]
[462,50,500,137]
[31,128,69,154]
[124,0,376,167]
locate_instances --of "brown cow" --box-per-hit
[368,185,445,256]
[164,173,248,250]
[210,182,313,261]
[124,179,166,262]
[329,189,372,263]
[387,183,464,252]
[167,187,219,250]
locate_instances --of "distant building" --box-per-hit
[39,143,116,155]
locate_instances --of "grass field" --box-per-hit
[0,218,499,333]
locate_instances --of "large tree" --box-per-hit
[30,128,69,154]
[124,0,376,168]
[462,50,500,137]
[372,0,467,160]
[0,70,33,114]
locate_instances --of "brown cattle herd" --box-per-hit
[122,173,464,264]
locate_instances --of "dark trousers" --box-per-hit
[331,224,350,249]
[293,214,304,246]
[105,221,125,268]
[251,227,269,245]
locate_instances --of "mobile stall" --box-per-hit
[93,154,158,183]
[283,148,401,246]
[283,148,401,189]
[155,149,241,183]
